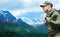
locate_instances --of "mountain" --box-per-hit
[0,10,35,31]
[0,10,48,37]
[0,11,16,22]
[34,24,48,33]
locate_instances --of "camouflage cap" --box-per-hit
[40,1,53,7]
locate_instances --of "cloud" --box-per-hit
[22,0,34,7]
[0,0,47,10]
[0,0,60,26]
[0,0,60,10]
[0,0,11,3]
[21,17,34,25]
[21,15,45,26]
[53,0,60,10]
[24,18,45,25]
[9,7,43,18]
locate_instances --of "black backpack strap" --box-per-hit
[49,11,54,17]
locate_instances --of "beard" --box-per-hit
[45,10,49,13]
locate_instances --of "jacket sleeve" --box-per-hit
[50,11,60,24]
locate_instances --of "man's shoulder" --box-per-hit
[52,9,59,15]
[52,9,57,11]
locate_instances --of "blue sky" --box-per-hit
[0,0,60,25]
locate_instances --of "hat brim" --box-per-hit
[40,4,47,7]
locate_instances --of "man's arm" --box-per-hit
[46,11,60,25]
[50,15,60,24]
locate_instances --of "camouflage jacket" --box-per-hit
[45,9,60,25]
[45,9,60,32]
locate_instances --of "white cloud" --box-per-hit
[0,0,11,3]
[21,17,34,25]
[53,0,60,10]
[9,7,43,18]
[21,17,45,26]
[40,13,46,19]
[8,0,60,18]
[33,20,45,25]
[23,0,34,7]
[0,0,60,10]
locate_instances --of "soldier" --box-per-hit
[40,1,60,37]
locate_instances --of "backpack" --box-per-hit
[56,9,60,14]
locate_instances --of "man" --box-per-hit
[40,1,60,37]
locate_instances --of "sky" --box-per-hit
[0,0,60,25]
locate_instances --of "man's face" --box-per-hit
[42,5,51,12]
